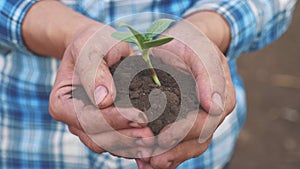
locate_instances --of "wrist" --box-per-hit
[22,1,103,59]
[184,11,231,53]
[63,18,103,51]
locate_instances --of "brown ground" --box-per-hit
[230,2,300,169]
[110,56,198,135]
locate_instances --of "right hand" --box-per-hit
[49,24,154,159]
[135,12,235,168]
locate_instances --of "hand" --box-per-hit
[136,12,236,169]
[49,24,154,159]
[23,0,154,162]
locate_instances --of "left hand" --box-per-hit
[49,24,154,159]
[136,12,236,169]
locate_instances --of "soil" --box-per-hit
[110,56,199,135]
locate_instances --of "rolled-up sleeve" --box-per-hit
[183,0,297,59]
[0,0,38,50]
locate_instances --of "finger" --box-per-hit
[106,42,135,66]
[93,60,116,108]
[88,127,154,151]
[136,159,146,169]
[152,39,235,143]
[69,125,154,158]
[216,49,236,114]
[102,106,148,129]
[49,48,82,128]
[50,85,148,132]
[68,126,105,153]
[76,102,148,133]
[150,47,190,74]
[158,106,233,148]
[111,146,153,161]
[73,27,132,109]
[157,110,204,148]
[159,21,230,113]
[136,159,155,169]
[157,102,236,149]
[144,164,155,169]
[94,41,137,108]
[89,127,154,159]
[151,39,212,112]
[198,49,236,142]
[150,138,211,169]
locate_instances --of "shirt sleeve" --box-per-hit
[0,0,38,50]
[183,0,297,59]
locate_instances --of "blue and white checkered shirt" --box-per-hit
[0,0,296,168]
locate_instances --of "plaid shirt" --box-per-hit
[0,0,296,169]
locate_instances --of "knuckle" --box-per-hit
[48,91,61,121]
[201,143,210,155]
[87,139,104,154]
[227,89,236,114]
[201,139,211,153]
[48,106,59,121]
[68,38,82,59]
[101,109,118,129]
[48,87,66,122]
[158,135,176,148]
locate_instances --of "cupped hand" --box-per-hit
[136,14,236,168]
[49,24,154,159]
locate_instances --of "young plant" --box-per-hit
[111,18,175,86]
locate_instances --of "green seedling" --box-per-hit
[112,18,175,86]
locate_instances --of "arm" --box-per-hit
[0,0,37,50]
[1,0,154,157]
[183,0,297,59]
[0,0,100,59]
[184,11,231,53]
[0,0,90,57]
[140,1,297,169]
[22,0,101,59]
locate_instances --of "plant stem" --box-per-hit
[142,49,161,86]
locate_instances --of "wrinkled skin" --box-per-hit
[136,20,236,169]
[49,25,155,160]
[49,19,236,169]
[24,1,236,168]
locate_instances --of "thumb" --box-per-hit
[95,42,135,108]
[73,40,117,109]
[93,60,116,108]
[73,27,132,109]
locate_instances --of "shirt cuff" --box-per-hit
[1,0,38,51]
[183,0,256,59]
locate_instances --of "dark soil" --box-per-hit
[110,56,199,135]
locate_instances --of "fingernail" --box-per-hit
[166,161,173,168]
[212,92,223,107]
[137,151,143,159]
[94,86,108,105]
[138,112,147,123]
[129,122,142,128]
[198,131,211,143]
[210,92,224,116]
[198,116,219,143]
[135,138,146,146]
[169,139,179,147]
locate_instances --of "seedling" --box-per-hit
[112,18,175,86]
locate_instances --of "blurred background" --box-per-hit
[230,2,300,169]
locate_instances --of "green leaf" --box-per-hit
[119,22,145,49]
[146,19,175,38]
[143,37,174,49]
[111,32,137,43]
